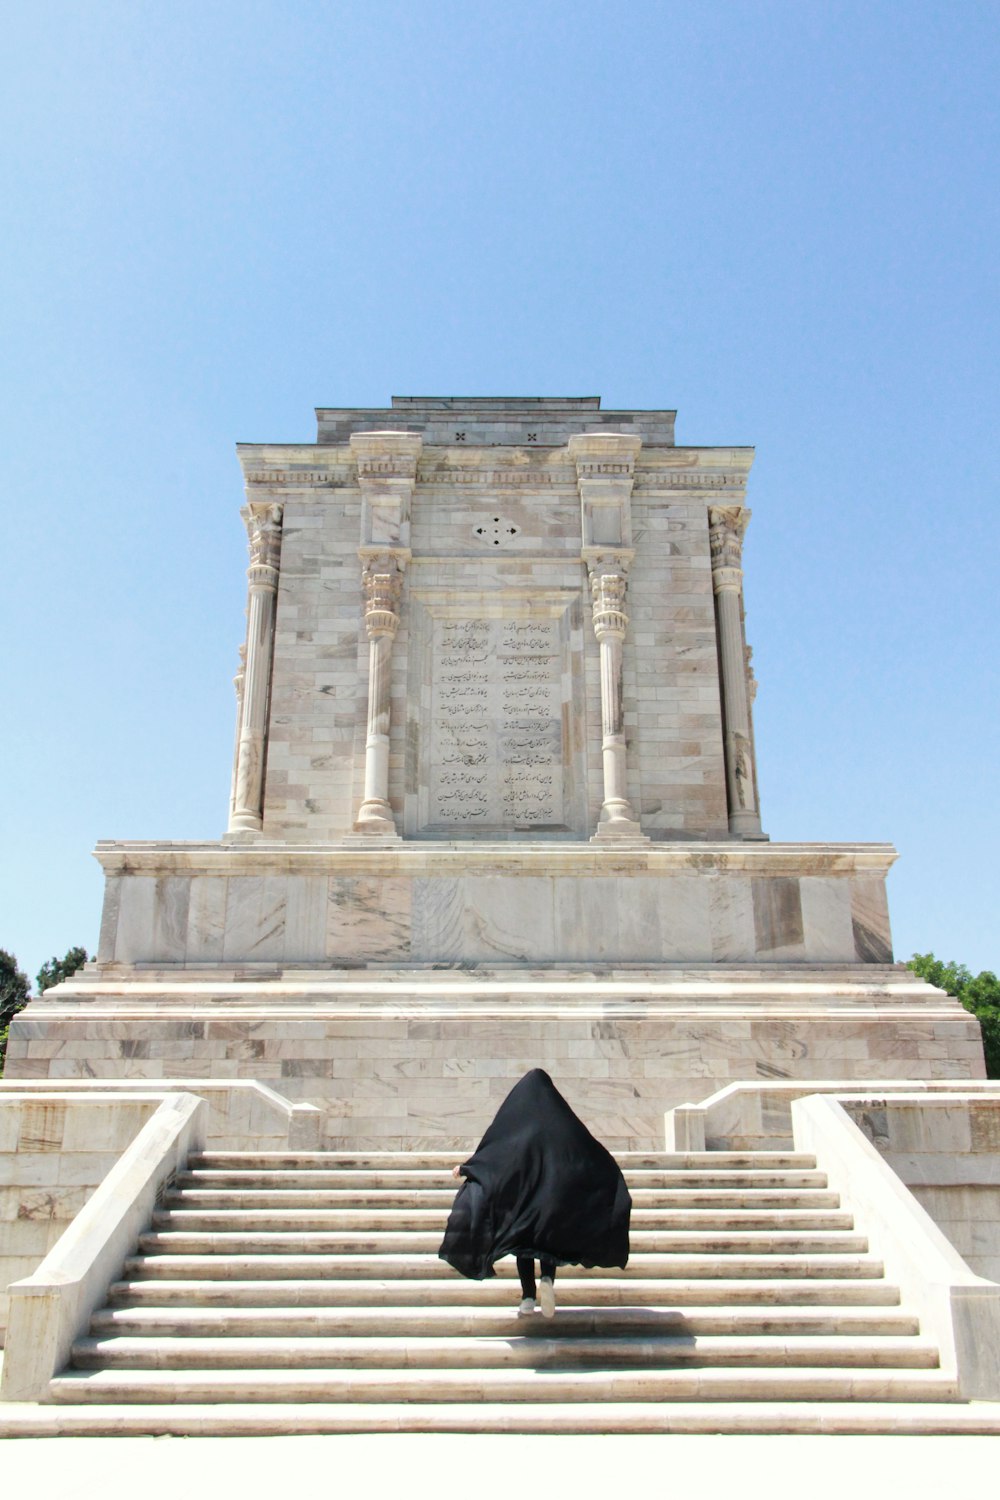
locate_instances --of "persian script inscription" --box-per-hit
[430,618,563,826]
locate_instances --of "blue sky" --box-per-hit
[2,0,998,986]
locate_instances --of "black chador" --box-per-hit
[438,1069,632,1280]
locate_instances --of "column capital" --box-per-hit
[587,559,631,641]
[360,553,406,640]
[241,501,283,586]
[709,505,750,593]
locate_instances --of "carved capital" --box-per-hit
[589,566,630,640]
[708,504,750,583]
[361,553,405,638]
[241,501,283,588]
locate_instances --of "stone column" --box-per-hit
[350,431,421,836]
[709,504,764,838]
[568,433,645,841]
[354,553,406,833]
[228,643,247,828]
[229,502,283,835]
[588,559,643,837]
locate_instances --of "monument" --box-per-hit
[4,397,983,1147]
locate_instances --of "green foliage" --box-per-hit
[0,948,31,1075]
[36,946,89,995]
[908,952,1000,1078]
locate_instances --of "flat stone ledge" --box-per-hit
[2,1400,1000,1436]
[93,840,899,878]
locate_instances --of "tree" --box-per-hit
[908,952,1000,1078]
[36,946,89,995]
[0,949,31,1074]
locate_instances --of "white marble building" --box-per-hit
[4,397,983,1147]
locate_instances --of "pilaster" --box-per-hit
[709,504,765,838]
[228,501,283,836]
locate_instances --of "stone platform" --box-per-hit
[90,840,898,968]
[7,963,982,1152]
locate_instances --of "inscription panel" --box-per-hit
[405,586,586,838]
[432,617,562,827]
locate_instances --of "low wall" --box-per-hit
[666,1083,1000,1285]
[0,1093,163,1343]
[0,1079,321,1152]
[1,1093,205,1400]
[842,1094,1000,1282]
[0,1080,321,1343]
[792,1094,1000,1400]
[665,1078,1000,1152]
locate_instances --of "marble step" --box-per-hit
[70,1333,940,1372]
[122,1252,886,1281]
[136,1229,869,1255]
[108,1276,904,1307]
[13,1399,1000,1436]
[48,1365,957,1405]
[176,1169,829,1190]
[151,1207,856,1233]
[166,1187,844,1210]
[188,1152,820,1171]
[91,1303,920,1338]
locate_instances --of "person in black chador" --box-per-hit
[438,1069,631,1319]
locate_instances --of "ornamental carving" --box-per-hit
[745,644,758,704]
[233,643,247,705]
[709,504,750,584]
[241,501,283,586]
[589,567,629,640]
[361,556,404,638]
[244,469,341,486]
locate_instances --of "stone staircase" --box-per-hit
[31,1147,977,1431]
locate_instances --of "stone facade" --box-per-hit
[233,397,749,844]
[4,396,984,1148]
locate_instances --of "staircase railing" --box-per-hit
[792,1093,1000,1400]
[1,1092,206,1403]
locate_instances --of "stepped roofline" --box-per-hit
[314,395,677,446]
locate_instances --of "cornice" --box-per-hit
[94,840,899,879]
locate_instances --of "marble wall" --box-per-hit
[241,399,749,843]
[5,974,985,1152]
[92,844,895,968]
[0,1094,161,1341]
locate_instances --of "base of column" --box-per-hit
[592,801,649,843]
[353,799,400,836]
[728,809,767,839]
[226,813,264,836]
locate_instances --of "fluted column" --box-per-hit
[349,431,421,837]
[709,504,764,838]
[588,560,643,836]
[229,502,283,834]
[354,554,405,833]
[568,431,645,841]
[228,643,247,828]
